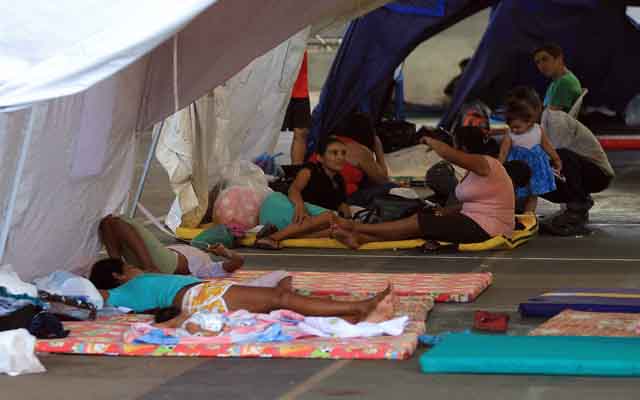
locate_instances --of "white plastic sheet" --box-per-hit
[0,329,46,376]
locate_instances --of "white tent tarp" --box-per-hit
[157,28,310,230]
[0,0,390,279]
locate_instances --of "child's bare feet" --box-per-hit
[276,276,293,292]
[362,284,396,323]
[332,225,360,250]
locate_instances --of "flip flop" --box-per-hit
[254,237,281,250]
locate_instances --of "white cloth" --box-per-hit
[166,244,227,279]
[182,311,225,334]
[0,329,46,376]
[0,265,37,297]
[298,316,409,339]
[509,124,542,149]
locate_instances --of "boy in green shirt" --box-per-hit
[533,43,582,113]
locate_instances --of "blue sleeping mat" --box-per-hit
[420,333,640,376]
[519,288,640,317]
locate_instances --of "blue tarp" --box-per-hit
[310,0,640,150]
[442,0,640,128]
[308,0,488,152]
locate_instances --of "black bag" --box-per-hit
[366,194,425,222]
[376,120,417,153]
[268,165,304,194]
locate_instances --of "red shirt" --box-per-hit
[291,51,309,99]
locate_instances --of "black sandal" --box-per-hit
[254,237,281,250]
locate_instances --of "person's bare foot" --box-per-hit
[332,216,355,231]
[365,290,396,323]
[332,225,360,250]
[276,276,293,292]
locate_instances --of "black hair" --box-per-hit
[453,126,493,155]
[317,135,345,156]
[532,43,564,59]
[503,160,532,189]
[89,258,124,290]
[333,112,376,150]
[154,306,181,323]
[505,99,539,124]
[505,86,542,120]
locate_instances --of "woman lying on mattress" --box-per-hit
[89,259,396,323]
[330,126,532,248]
[255,136,351,250]
[95,214,244,278]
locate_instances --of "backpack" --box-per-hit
[375,120,417,153]
[353,194,426,223]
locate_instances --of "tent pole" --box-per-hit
[0,108,37,263]
[128,120,164,218]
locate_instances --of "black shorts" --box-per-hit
[281,97,311,131]
[417,209,491,243]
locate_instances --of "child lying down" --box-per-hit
[126,307,409,344]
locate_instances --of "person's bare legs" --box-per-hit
[98,215,158,271]
[269,212,333,242]
[331,215,423,248]
[523,195,538,214]
[291,128,310,165]
[222,283,395,323]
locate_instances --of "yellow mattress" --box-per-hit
[176,215,537,252]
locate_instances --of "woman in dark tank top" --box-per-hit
[256,137,350,249]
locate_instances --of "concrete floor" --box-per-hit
[3,138,640,399]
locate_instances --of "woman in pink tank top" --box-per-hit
[331,127,531,248]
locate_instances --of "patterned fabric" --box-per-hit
[225,271,493,303]
[508,144,556,198]
[35,295,432,360]
[182,281,233,314]
[530,310,640,337]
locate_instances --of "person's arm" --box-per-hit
[351,144,389,184]
[498,134,512,163]
[372,135,390,179]
[153,312,190,329]
[207,244,244,273]
[540,129,563,172]
[434,204,463,216]
[338,203,352,219]
[421,137,490,176]
[288,168,312,224]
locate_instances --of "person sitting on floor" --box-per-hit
[314,112,395,207]
[255,136,350,249]
[95,214,243,279]
[88,260,396,324]
[329,126,531,249]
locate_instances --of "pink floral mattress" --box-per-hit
[36,295,432,360]
[226,271,493,303]
[530,309,640,337]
